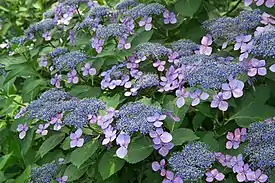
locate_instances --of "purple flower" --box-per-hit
[205,169,225,182]
[210,92,229,111]
[215,153,233,168]
[122,17,135,31]
[168,52,180,64]
[50,113,63,131]
[176,87,190,108]
[239,41,253,61]
[117,38,131,50]
[226,128,247,149]
[56,176,68,183]
[150,128,173,145]
[153,60,166,72]
[39,56,48,67]
[199,35,212,55]
[190,89,209,106]
[265,0,275,8]
[81,63,96,76]
[154,141,174,157]
[88,114,97,124]
[246,169,268,183]
[261,13,275,25]
[139,17,153,31]
[36,123,50,136]
[234,34,252,51]
[163,10,177,24]
[17,123,28,139]
[222,79,244,99]
[116,133,131,158]
[91,38,104,53]
[248,58,267,76]
[162,171,183,183]
[102,125,117,145]
[152,159,167,176]
[50,74,62,88]
[67,69,79,84]
[70,129,84,148]
[270,64,275,72]
[230,154,245,173]
[147,114,166,128]
[236,164,253,182]
[42,31,51,41]
[15,107,27,119]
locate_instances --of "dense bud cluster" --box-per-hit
[31,162,58,183]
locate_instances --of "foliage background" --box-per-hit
[0,0,275,183]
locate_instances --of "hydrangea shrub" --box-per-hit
[0,0,275,182]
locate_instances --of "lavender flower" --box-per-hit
[222,79,244,99]
[234,34,252,51]
[81,63,96,76]
[70,129,84,148]
[56,176,68,183]
[50,113,63,131]
[236,164,253,182]
[117,38,131,50]
[176,87,190,108]
[154,141,174,157]
[67,69,79,84]
[39,56,48,67]
[36,124,50,136]
[153,60,166,72]
[152,159,167,176]
[116,133,131,158]
[246,169,268,182]
[42,31,52,41]
[147,114,166,128]
[50,74,62,88]
[102,125,117,145]
[270,64,275,72]
[163,10,177,24]
[17,123,28,139]
[91,37,104,53]
[139,17,153,31]
[199,35,213,55]
[205,169,225,182]
[168,142,215,181]
[190,89,209,106]
[163,171,183,183]
[210,92,229,111]
[247,58,267,76]
[261,13,275,25]
[226,128,247,149]
[245,0,274,7]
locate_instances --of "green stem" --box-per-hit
[224,0,242,16]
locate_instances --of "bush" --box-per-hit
[0,0,275,182]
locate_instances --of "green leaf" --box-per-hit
[38,133,65,157]
[64,164,88,181]
[4,64,36,85]
[130,29,154,48]
[70,140,99,168]
[192,112,205,131]
[0,56,25,66]
[229,85,275,127]
[70,85,101,98]
[61,136,70,150]
[14,166,31,183]
[101,94,122,108]
[98,151,125,180]
[175,0,202,17]
[0,171,5,183]
[21,128,35,155]
[21,79,46,102]
[171,128,199,146]
[124,136,153,164]
[201,132,219,151]
[0,153,12,170]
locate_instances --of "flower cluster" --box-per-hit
[170,39,199,57]
[18,89,105,129]
[245,121,275,171]
[125,3,165,19]
[168,142,215,181]
[31,162,58,183]
[24,19,57,40]
[135,42,172,60]
[115,102,163,134]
